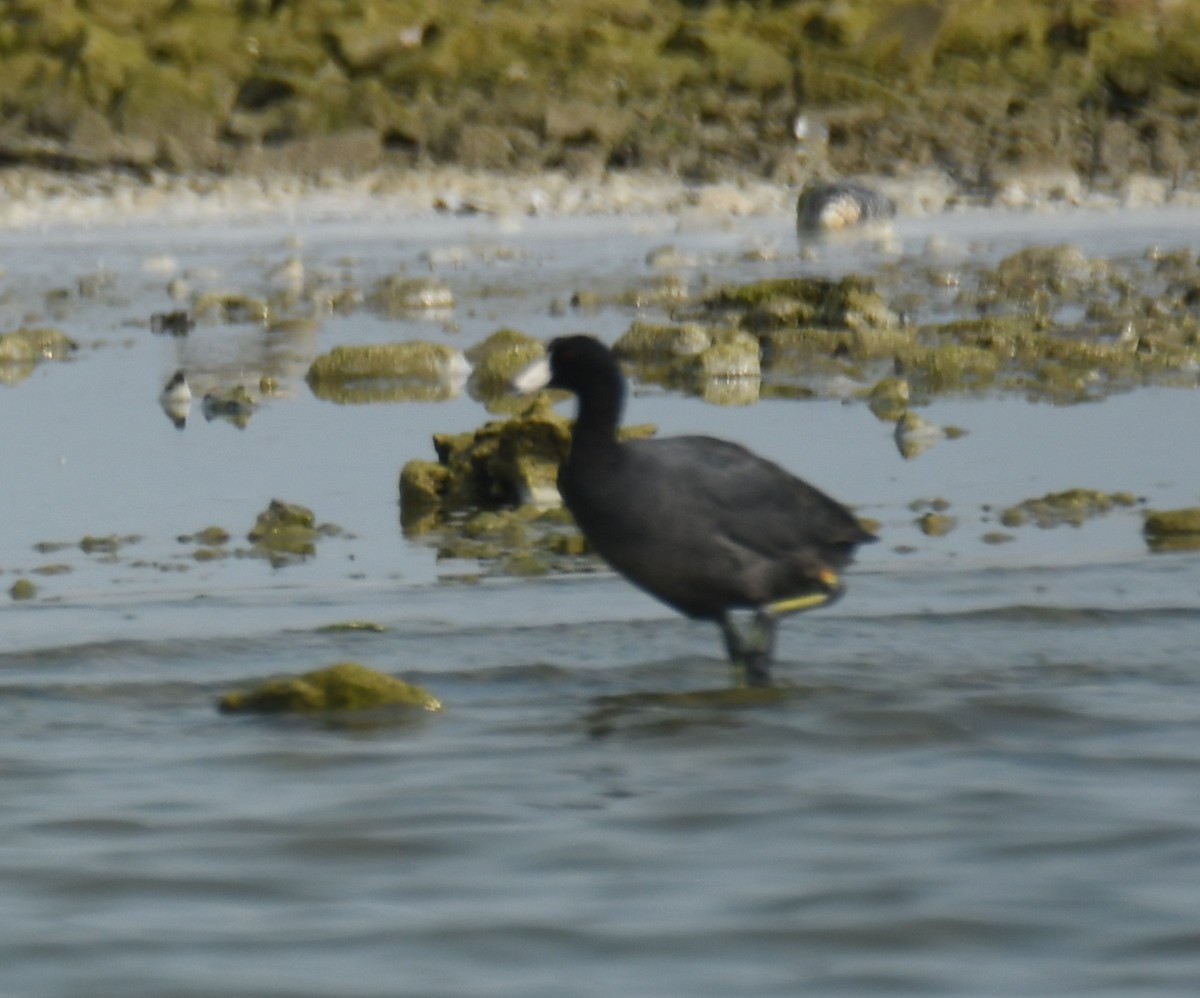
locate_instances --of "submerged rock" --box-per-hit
[465,329,544,407]
[404,394,575,515]
[704,275,896,333]
[218,661,441,714]
[893,410,959,460]
[193,291,270,325]
[1143,508,1200,552]
[613,321,711,361]
[368,276,454,316]
[917,511,957,537]
[615,322,760,400]
[9,578,36,601]
[866,376,909,421]
[1000,488,1138,529]
[306,342,469,403]
[399,396,653,576]
[247,499,319,564]
[0,327,77,383]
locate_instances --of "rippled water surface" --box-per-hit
[2,200,1200,996]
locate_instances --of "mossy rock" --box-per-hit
[428,394,575,509]
[688,331,760,379]
[368,276,454,316]
[614,321,711,360]
[465,328,544,404]
[1144,508,1200,551]
[1001,489,1138,529]
[704,276,895,333]
[307,342,469,402]
[866,375,909,421]
[9,578,36,601]
[218,662,442,714]
[0,326,77,364]
[247,499,318,563]
[918,512,957,537]
[193,292,270,324]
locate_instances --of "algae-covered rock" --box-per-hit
[689,331,760,379]
[315,621,387,633]
[368,276,454,316]
[894,410,951,460]
[80,534,140,555]
[306,342,469,403]
[1000,489,1138,529]
[866,376,909,421]
[917,512,957,537]
[989,244,1094,298]
[0,326,77,365]
[1143,508,1200,552]
[704,275,896,333]
[179,525,230,546]
[218,662,441,714]
[247,499,318,564]
[427,394,575,510]
[9,578,36,601]
[193,291,270,325]
[613,323,759,400]
[398,397,647,576]
[465,329,544,406]
[614,321,711,361]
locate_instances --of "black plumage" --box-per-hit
[516,335,874,685]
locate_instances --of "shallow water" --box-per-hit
[2,199,1200,996]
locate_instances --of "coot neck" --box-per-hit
[569,363,625,453]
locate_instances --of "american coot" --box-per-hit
[514,334,875,686]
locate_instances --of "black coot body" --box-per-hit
[516,335,874,685]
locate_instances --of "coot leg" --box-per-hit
[719,612,778,687]
[719,571,845,687]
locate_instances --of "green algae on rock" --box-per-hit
[178,525,231,546]
[866,376,910,421]
[80,534,141,556]
[465,329,544,407]
[399,396,654,577]
[917,512,957,538]
[247,499,319,565]
[1000,488,1138,529]
[306,342,469,403]
[218,662,441,714]
[9,578,36,601]
[704,276,897,334]
[614,322,761,401]
[0,326,77,384]
[614,321,711,361]
[368,276,454,316]
[193,291,270,325]
[315,621,387,633]
[1143,508,1200,552]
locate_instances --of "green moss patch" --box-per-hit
[218,661,441,714]
[1144,508,1200,552]
[1000,488,1138,529]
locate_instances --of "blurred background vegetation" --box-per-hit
[1,0,1196,186]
